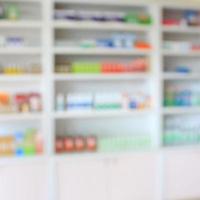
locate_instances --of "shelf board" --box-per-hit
[54,47,151,55]
[0,75,42,82]
[0,47,42,55]
[1,0,42,2]
[54,0,148,7]
[163,145,200,152]
[54,109,152,119]
[162,50,200,57]
[0,113,43,121]
[162,25,200,34]
[163,73,200,80]
[55,149,156,161]
[0,20,42,28]
[54,21,151,31]
[161,4,200,11]
[0,156,47,166]
[54,73,151,81]
[163,107,200,115]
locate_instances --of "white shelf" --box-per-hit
[54,73,151,81]
[54,0,148,7]
[55,149,156,161]
[163,107,200,115]
[162,50,200,57]
[54,21,151,32]
[0,156,47,166]
[0,113,43,121]
[163,73,200,80]
[0,47,42,55]
[161,3,200,10]
[0,75,42,82]
[1,0,42,2]
[54,109,152,119]
[0,21,42,28]
[163,145,200,152]
[162,25,200,34]
[54,47,151,55]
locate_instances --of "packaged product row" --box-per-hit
[0,63,41,75]
[0,128,43,157]
[0,92,42,113]
[0,35,40,48]
[164,115,200,146]
[0,2,41,21]
[163,9,200,27]
[55,135,97,153]
[163,56,200,74]
[54,9,152,25]
[55,58,149,74]
[56,92,151,112]
[0,55,42,75]
[0,3,21,21]
[55,32,151,50]
[164,81,200,107]
[163,40,200,52]
[165,65,192,74]
[99,135,151,152]
[55,134,151,154]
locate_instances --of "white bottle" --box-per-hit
[56,93,65,111]
[122,93,129,110]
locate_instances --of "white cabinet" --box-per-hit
[164,149,200,200]
[0,163,48,200]
[109,153,158,200]
[57,153,158,200]
[57,158,108,200]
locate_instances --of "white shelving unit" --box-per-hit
[0,2,45,111]
[51,1,161,200]
[160,4,200,199]
[0,3,49,198]
[1,1,200,200]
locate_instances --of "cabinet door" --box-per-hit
[109,153,158,200]
[57,158,108,200]
[164,149,200,200]
[0,163,48,200]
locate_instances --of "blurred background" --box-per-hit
[1,0,200,199]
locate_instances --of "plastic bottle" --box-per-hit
[56,93,65,111]
[35,132,43,154]
[15,131,25,156]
